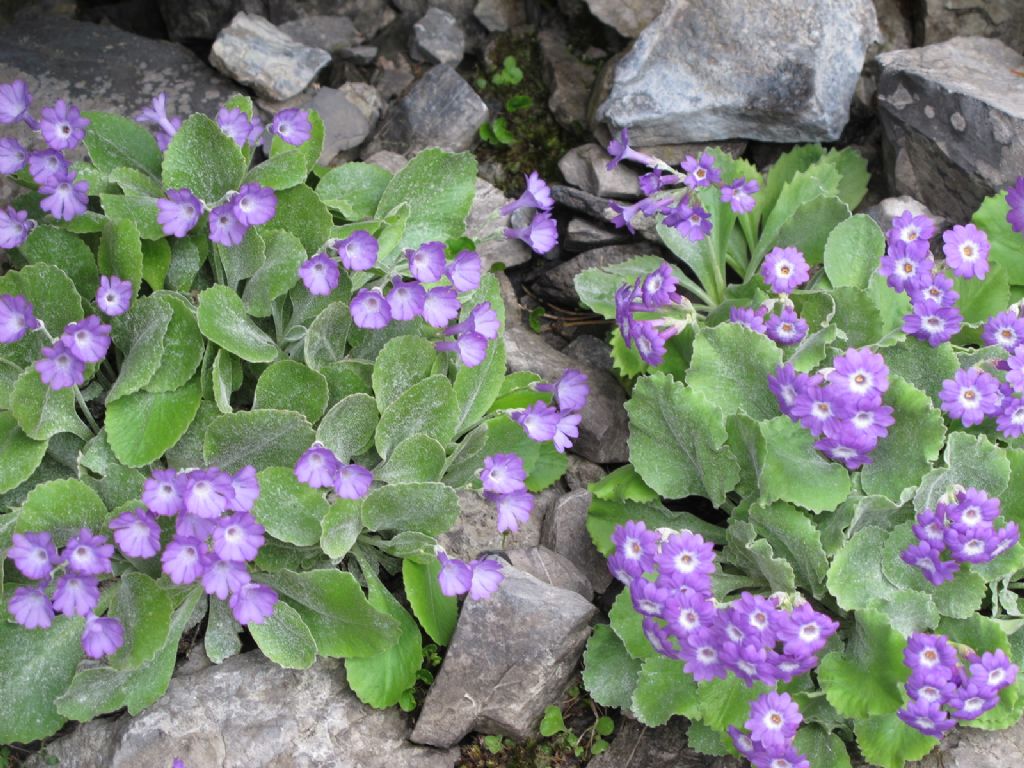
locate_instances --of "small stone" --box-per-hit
[372,55,417,102]
[559,143,641,199]
[864,196,947,239]
[339,45,379,65]
[438,487,560,561]
[210,12,332,101]
[265,0,397,39]
[582,0,666,37]
[467,177,533,270]
[311,84,383,161]
[410,8,465,66]
[537,29,595,129]
[541,489,613,594]
[473,0,525,32]
[278,15,363,54]
[411,565,597,746]
[565,454,606,491]
[588,717,744,768]
[364,64,489,155]
[565,334,614,373]
[564,217,630,252]
[507,546,594,600]
[530,243,653,307]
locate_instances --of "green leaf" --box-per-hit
[608,590,655,661]
[98,218,144,292]
[144,293,204,393]
[630,655,700,726]
[167,229,207,291]
[196,284,279,363]
[375,375,459,458]
[244,149,309,190]
[241,229,306,318]
[376,435,447,484]
[204,409,315,473]
[0,616,83,744]
[915,432,1011,512]
[217,227,266,290]
[698,676,769,731]
[253,360,329,424]
[974,190,1024,285]
[317,393,379,462]
[0,263,84,335]
[11,368,90,440]
[758,161,841,253]
[303,301,352,371]
[588,496,725,557]
[107,572,173,669]
[574,255,667,319]
[482,416,568,492]
[316,162,392,220]
[260,568,399,658]
[749,502,828,598]
[100,193,163,240]
[793,726,852,768]
[371,335,438,406]
[626,372,740,505]
[211,347,238,413]
[582,624,641,710]
[454,338,506,432]
[162,113,246,202]
[249,599,317,669]
[375,148,477,252]
[821,147,870,210]
[443,422,489,487]
[19,223,99,299]
[260,183,332,254]
[0,413,49,494]
[109,166,165,198]
[830,286,884,346]
[107,295,173,402]
[320,499,363,560]
[250,466,329,546]
[403,558,458,645]
[758,145,826,217]
[723,519,796,593]
[205,596,242,664]
[141,238,172,291]
[855,713,937,768]
[758,416,851,513]
[953,264,1010,341]
[884,338,959,408]
[362,482,459,536]
[83,111,162,180]
[539,705,566,736]
[687,323,783,420]
[15,478,108,543]
[105,377,202,467]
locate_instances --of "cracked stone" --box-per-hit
[410,7,465,67]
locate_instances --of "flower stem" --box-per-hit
[74,385,100,435]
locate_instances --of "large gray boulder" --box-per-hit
[597,0,878,144]
[877,36,1024,222]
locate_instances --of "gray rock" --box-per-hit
[156,0,252,42]
[565,454,605,490]
[582,0,666,37]
[266,0,397,38]
[530,243,653,307]
[364,149,409,174]
[538,29,596,129]
[559,143,641,199]
[372,55,417,102]
[340,45,379,65]
[916,0,1024,53]
[873,0,912,54]
[393,0,477,19]
[278,14,363,54]
[473,0,525,32]
[467,177,533,270]
[541,488,613,594]
[411,564,597,746]
[505,325,629,464]
[564,217,631,252]
[864,196,947,237]
[507,546,594,600]
[410,8,465,66]
[598,0,878,144]
[565,334,614,373]
[311,84,383,161]
[588,717,744,768]
[26,653,458,768]
[363,64,489,155]
[910,718,1024,768]
[438,487,559,560]
[210,12,332,101]
[877,36,1024,223]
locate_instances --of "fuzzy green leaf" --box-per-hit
[203,409,314,473]
[316,162,392,220]
[11,368,90,441]
[823,214,886,289]
[375,375,459,458]
[582,624,642,711]
[687,323,783,420]
[317,393,379,462]
[249,600,316,670]
[19,223,99,299]
[371,335,438,407]
[855,714,937,768]
[197,284,279,363]
[106,377,202,468]
[758,417,851,513]
[253,360,329,424]
[362,482,459,536]
[376,435,447,484]
[0,413,49,494]
[630,655,700,726]
[403,558,458,646]
[162,113,246,201]
[250,467,329,547]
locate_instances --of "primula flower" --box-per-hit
[830,347,889,397]
[481,453,527,495]
[40,100,89,150]
[537,368,589,412]
[769,364,817,419]
[680,152,721,188]
[270,109,311,145]
[903,302,962,346]
[61,316,111,363]
[228,465,260,513]
[898,698,955,738]
[96,275,133,316]
[408,241,447,283]
[176,513,215,541]
[0,137,27,174]
[422,286,461,328]
[136,93,181,150]
[776,603,838,656]
[746,692,801,749]
[35,341,85,390]
[492,489,534,533]
[8,532,57,580]
[295,445,340,488]
[157,188,202,237]
[143,469,185,516]
[681,631,727,681]
[387,277,426,321]
[445,302,499,341]
[948,680,1000,721]
[0,79,33,124]
[39,169,89,221]
[721,178,759,214]
[814,422,877,470]
[879,239,933,293]
[606,128,657,170]
[335,231,378,271]
[552,411,581,453]
[202,557,251,600]
[27,149,67,185]
[505,211,558,254]
[216,106,255,146]
[232,183,276,226]
[612,520,658,573]
[208,203,247,246]
[81,615,125,659]
[943,223,990,279]
[467,558,504,600]
[847,395,895,441]
[500,171,554,214]
[905,633,958,676]
[791,385,845,436]
[730,306,768,334]
[298,253,340,296]
[52,574,100,616]
[213,512,265,562]
[0,206,32,250]
[162,537,206,585]
[1007,348,1024,393]
[639,169,680,195]
[765,308,808,346]
[63,528,115,575]
[437,550,473,596]
[969,649,1019,691]
[109,509,161,559]
[512,401,560,442]
[982,309,1024,350]
[8,586,54,629]
[909,270,958,309]
[184,468,235,518]
[888,210,936,246]
[350,288,392,329]
[447,250,482,292]
[939,368,1002,427]
[761,247,810,294]
[333,463,373,499]
[641,264,680,306]
[229,582,278,624]
[664,200,711,241]
[0,294,38,343]
[997,396,1024,437]
[1007,177,1024,234]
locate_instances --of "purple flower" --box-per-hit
[386,277,426,321]
[721,178,759,214]
[157,188,202,238]
[909,270,958,309]
[728,727,758,761]
[0,137,27,174]
[161,537,207,585]
[879,240,934,293]
[52,574,100,616]
[28,149,68,185]
[467,558,504,600]
[270,109,312,145]
[545,368,589,412]
[608,199,648,234]
[228,465,260,513]
[948,680,1000,721]
[135,94,180,150]
[109,509,161,559]
[982,310,1024,350]
[232,183,277,227]
[848,395,894,441]
[664,592,715,635]
[333,463,373,499]
[505,211,558,255]
[730,306,768,334]
[0,294,38,343]
[500,171,554,214]
[943,223,990,280]
[630,578,670,618]
[905,633,958,677]
[81,615,125,659]
[208,203,247,247]
[777,603,838,656]
[184,468,235,518]
[96,275,133,317]
[997,395,1024,437]
[202,557,252,600]
[229,582,278,625]
[681,631,727,681]
[492,489,534,533]
[746,692,801,749]
[681,152,721,188]
[889,209,936,247]
[606,128,657,170]
[408,242,447,283]
[901,541,958,586]
[552,411,581,453]
[639,169,681,195]
[447,250,482,292]
[830,347,889,397]
[216,106,254,146]
[64,528,115,575]
[769,364,817,419]
[655,531,715,583]
[898,698,955,738]
[718,640,773,686]
[298,253,340,296]
[761,247,810,294]
[143,469,184,516]
[8,532,57,580]
[446,302,499,341]
[640,264,680,306]
[35,341,85,390]
[40,168,89,221]
[665,201,711,241]
[1008,348,1024,393]
[335,231,379,271]
[7,586,54,629]
[814,422,877,470]
[791,385,844,436]
[939,368,1002,427]
[350,288,392,329]
[0,206,32,250]
[512,401,560,442]
[969,649,1018,691]
[612,520,658,573]
[945,525,998,564]
[422,286,461,328]
[40,100,89,151]
[0,79,32,124]
[481,453,527,495]
[766,308,808,346]
[176,513,215,541]
[948,488,1000,528]
[61,316,111,364]
[295,445,340,488]
[213,511,265,562]
[1007,177,1024,234]
[903,302,963,347]
[437,550,473,596]
[435,332,488,367]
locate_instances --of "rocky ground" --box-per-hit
[2,0,1024,766]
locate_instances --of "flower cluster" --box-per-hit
[729,246,812,347]
[769,346,894,470]
[481,453,532,533]
[0,79,91,242]
[510,368,589,453]
[130,465,277,625]
[6,529,125,659]
[900,487,1019,585]
[730,692,807,768]
[615,263,692,365]
[898,633,1018,737]
[502,171,557,255]
[158,181,277,247]
[293,444,374,500]
[435,550,504,601]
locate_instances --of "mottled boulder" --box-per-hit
[473,0,525,32]
[598,0,878,144]
[278,15,363,54]
[438,487,558,560]
[310,84,383,161]
[910,719,1024,768]
[877,36,1024,222]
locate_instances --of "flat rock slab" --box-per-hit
[411,564,597,746]
[910,718,1024,768]
[211,12,331,101]
[877,35,1024,222]
[25,653,458,768]
[598,0,877,143]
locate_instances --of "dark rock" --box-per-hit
[873,0,912,53]
[565,335,614,373]
[410,7,465,66]
[82,0,169,40]
[877,36,1024,222]
[559,143,641,199]
[565,454,605,491]
[541,488,613,594]
[392,0,477,21]
[551,183,613,220]
[564,217,631,252]
[210,12,332,101]
[372,55,417,102]
[588,717,744,768]
[507,546,595,600]
[278,14,363,54]
[411,565,597,746]
[473,0,525,32]
[25,653,459,768]
[156,0,250,42]
[265,0,397,38]
[915,0,1024,53]
[597,0,878,144]
[363,64,489,155]
[910,718,1024,768]
[339,45,379,66]
[530,243,653,307]
[581,0,666,37]
[538,28,596,129]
